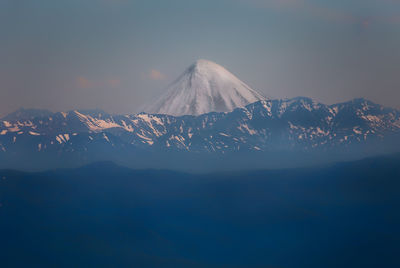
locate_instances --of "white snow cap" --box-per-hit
[144,59,265,116]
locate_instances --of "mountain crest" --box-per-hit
[144,60,265,116]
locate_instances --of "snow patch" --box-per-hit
[29,131,40,136]
[353,127,362,135]
[103,133,110,142]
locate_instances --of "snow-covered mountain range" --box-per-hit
[1,98,400,170]
[1,60,399,170]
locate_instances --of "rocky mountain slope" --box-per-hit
[1,97,399,170]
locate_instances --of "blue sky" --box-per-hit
[1,0,399,115]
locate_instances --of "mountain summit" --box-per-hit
[144,59,265,116]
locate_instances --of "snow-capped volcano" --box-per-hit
[144,59,265,116]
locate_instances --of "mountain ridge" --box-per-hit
[1,97,400,171]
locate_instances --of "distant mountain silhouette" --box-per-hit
[1,153,400,267]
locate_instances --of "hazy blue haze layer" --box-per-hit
[1,154,399,267]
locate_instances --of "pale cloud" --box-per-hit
[77,76,95,89]
[241,0,400,25]
[382,15,400,24]
[362,19,370,28]
[149,69,166,81]
[239,0,302,9]
[238,0,356,24]
[305,4,356,24]
[77,76,121,89]
[107,79,121,87]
